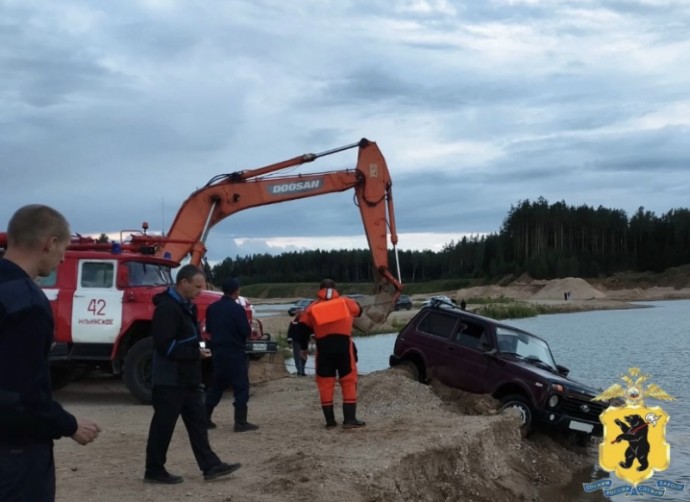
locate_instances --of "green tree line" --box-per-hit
[211,197,690,285]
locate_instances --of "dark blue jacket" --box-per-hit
[206,296,251,355]
[151,288,203,387]
[0,258,77,446]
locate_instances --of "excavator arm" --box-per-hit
[133,139,403,328]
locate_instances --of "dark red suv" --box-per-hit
[389,299,605,437]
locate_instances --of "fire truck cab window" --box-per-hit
[125,262,173,287]
[81,262,114,288]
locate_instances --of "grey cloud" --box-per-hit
[3,0,690,256]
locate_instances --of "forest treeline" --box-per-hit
[210,197,690,286]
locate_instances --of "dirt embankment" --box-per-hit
[454,275,690,304]
[53,362,601,502]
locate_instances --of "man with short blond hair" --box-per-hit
[1,204,101,502]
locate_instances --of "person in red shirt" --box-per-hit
[297,279,365,429]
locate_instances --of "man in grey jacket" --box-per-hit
[143,264,241,484]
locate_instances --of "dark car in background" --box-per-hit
[389,302,606,438]
[288,298,313,316]
[394,294,412,311]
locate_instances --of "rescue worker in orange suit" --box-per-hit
[297,278,365,429]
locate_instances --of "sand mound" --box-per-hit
[531,277,606,301]
[455,277,608,303]
[456,283,540,301]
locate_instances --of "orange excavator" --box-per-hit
[130,138,403,329]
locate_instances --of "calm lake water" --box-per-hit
[280,300,689,501]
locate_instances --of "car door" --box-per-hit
[446,317,494,393]
[414,310,460,384]
[71,260,123,344]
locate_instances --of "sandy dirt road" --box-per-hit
[52,363,602,502]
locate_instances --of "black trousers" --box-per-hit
[145,385,220,475]
[0,443,55,502]
[205,351,250,409]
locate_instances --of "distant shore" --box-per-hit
[251,282,690,338]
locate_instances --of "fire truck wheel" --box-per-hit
[123,337,154,404]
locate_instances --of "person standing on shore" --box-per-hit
[144,265,241,484]
[297,279,365,429]
[287,314,310,376]
[0,204,101,502]
[204,278,259,432]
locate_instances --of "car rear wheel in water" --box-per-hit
[499,394,533,434]
[123,337,154,404]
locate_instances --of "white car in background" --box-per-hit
[421,295,456,308]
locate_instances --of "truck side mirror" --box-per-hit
[556,364,569,377]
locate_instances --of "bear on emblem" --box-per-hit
[612,414,650,472]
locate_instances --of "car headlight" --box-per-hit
[548,395,559,408]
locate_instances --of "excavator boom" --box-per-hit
[131,138,402,329]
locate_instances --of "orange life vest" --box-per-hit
[300,288,361,339]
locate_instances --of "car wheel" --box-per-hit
[397,360,421,382]
[499,394,533,433]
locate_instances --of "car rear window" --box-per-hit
[417,311,457,339]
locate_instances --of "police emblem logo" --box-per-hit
[593,368,674,487]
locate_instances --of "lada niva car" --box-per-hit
[389,298,605,437]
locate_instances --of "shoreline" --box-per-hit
[255,295,689,340]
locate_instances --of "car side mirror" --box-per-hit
[556,364,569,377]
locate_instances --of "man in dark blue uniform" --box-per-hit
[0,204,101,502]
[204,278,259,432]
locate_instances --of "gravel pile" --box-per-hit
[358,369,443,419]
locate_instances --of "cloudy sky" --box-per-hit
[2,0,690,261]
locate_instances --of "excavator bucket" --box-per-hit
[353,291,396,333]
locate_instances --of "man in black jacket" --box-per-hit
[144,265,241,484]
[204,278,259,432]
[1,204,101,502]
[287,314,310,376]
